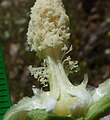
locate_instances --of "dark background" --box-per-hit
[0,0,110,104]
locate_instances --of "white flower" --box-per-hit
[27,0,70,55]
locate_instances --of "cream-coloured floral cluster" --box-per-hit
[27,0,70,53]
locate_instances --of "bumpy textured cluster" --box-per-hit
[27,0,70,54]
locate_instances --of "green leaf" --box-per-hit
[84,93,110,120]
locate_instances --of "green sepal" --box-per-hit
[25,109,75,120]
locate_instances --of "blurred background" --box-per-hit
[0,0,110,104]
